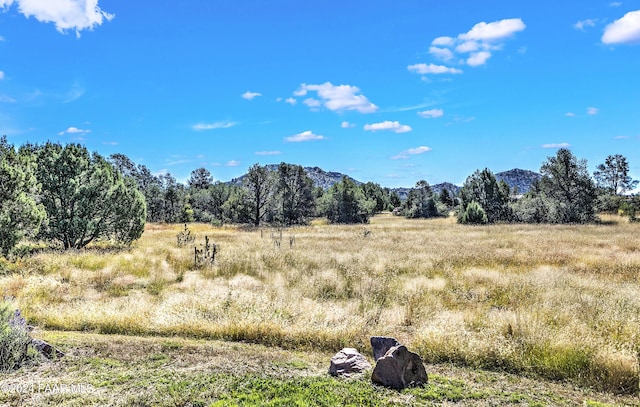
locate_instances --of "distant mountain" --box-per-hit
[229,164,540,197]
[496,169,541,194]
[432,182,461,196]
[229,164,359,190]
[391,182,461,201]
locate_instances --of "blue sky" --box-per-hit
[1,1,639,187]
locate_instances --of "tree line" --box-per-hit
[456,148,638,224]
[1,136,637,257]
[111,146,638,227]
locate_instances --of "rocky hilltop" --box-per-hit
[229,164,359,189]
[496,169,541,194]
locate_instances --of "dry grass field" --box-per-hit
[2,213,640,396]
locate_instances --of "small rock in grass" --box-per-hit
[328,348,372,376]
[31,339,65,359]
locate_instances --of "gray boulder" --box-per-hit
[328,348,371,376]
[370,336,400,361]
[31,339,65,359]
[371,345,428,390]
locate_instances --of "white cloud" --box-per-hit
[62,82,85,103]
[459,18,526,41]
[241,91,262,100]
[391,146,432,160]
[255,151,282,156]
[226,160,241,167]
[574,19,597,31]
[303,98,321,108]
[294,82,378,113]
[429,46,454,61]
[407,63,463,75]
[602,10,640,44]
[0,0,114,37]
[0,71,4,80]
[455,40,479,53]
[284,130,325,142]
[293,88,307,97]
[432,36,455,46]
[192,121,236,131]
[417,18,526,69]
[102,141,118,145]
[0,95,16,103]
[364,120,412,134]
[446,115,475,125]
[285,97,296,105]
[467,51,492,67]
[418,108,444,119]
[542,143,571,149]
[587,107,599,115]
[565,112,576,117]
[341,121,355,128]
[610,2,622,7]
[58,126,90,136]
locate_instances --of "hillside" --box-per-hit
[496,168,542,194]
[229,164,360,189]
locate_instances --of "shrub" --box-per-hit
[0,301,34,371]
[459,200,488,224]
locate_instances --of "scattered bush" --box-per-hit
[458,200,488,224]
[0,301,35,371]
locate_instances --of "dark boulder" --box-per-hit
[371,345,428,390]
[370,336,400,361]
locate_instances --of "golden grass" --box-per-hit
[3,214,640,393]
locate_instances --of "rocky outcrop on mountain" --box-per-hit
[304,166,360,189]
[496,169,541,194]
[229,164,359,190]
[391,182,460,201]
[432,182,461,196]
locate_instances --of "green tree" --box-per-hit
[161,173,181,223]
[459,200,488,224]
[318,177,375,224]
[537,148,597,223]
[387,189,401,210]
[458,168,510,223]
[188,167,213,190]
[439,188,456,208]
[244,164,275,226]
[0,137,45,256]
[33,143,146,249]
[108,153,140,180]
[593,154,637,213]
[108,153,166,223]
[594,154,637,195]
[402,180,441,218]
[362,182,388,213]
[222,185,251,223]
[276,163,315,226]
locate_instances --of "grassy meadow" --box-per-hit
[2,213,640,401]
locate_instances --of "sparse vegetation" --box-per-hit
[2,214,640,397]
[0,301,36,371]
[0,331,636,406]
